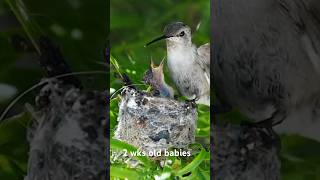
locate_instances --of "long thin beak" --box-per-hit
[145,35,169,47]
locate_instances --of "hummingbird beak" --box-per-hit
[145,35,170,47]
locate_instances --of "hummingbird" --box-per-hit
[212,0,320,140]
[143,59,174,99]
[146,22,210,106]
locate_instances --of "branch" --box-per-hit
[24,39,108,179]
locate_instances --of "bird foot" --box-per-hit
[185,97,198,109]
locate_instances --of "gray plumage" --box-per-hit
[212,0,320,140]
[147,22,210,106]
[165,22,210,105]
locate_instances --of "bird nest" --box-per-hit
[114,87,198,158]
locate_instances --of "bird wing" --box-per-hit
[280,0,320,74]
[196,43,210,84]
[302,0,320,75]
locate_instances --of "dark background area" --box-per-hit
[0,0,319,179]
[0,0,107,179]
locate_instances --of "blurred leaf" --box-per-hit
[110,166,141,180]
[196,127,210,137]
[0,112,31,179]
[0,83,17,102]
[176,148,206,176]
[109,97,119,136]
[281,134,320,180]
[7,158,26,176]
[5,0,41,53]
[281,134,320,161]
[197,167,210,180]
[110,138,153,167]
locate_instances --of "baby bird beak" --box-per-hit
[150,59,156,69]
[159,57,165,70]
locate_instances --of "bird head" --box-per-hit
[143,58,165,86]
[146,22,192,47]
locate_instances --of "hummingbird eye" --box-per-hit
[179,31,185,37]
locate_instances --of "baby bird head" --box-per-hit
[143,58,174,98]
[143,58,165,87]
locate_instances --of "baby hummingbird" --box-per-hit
[143,59,174,99]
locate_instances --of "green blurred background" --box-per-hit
[110,0,320,179]
[110,0,210,91]
[0,0,107,179]
[110,0,211,179]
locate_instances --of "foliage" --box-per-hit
[109,0,211,175]
[0,0,320,179]
[281,134,320,180]
[110,0,210,92]
[0,0,106,179]
[0,112,31,179]
[110,54,210,179]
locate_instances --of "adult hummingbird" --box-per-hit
[146,22,210,106]
[212,0,320,140]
